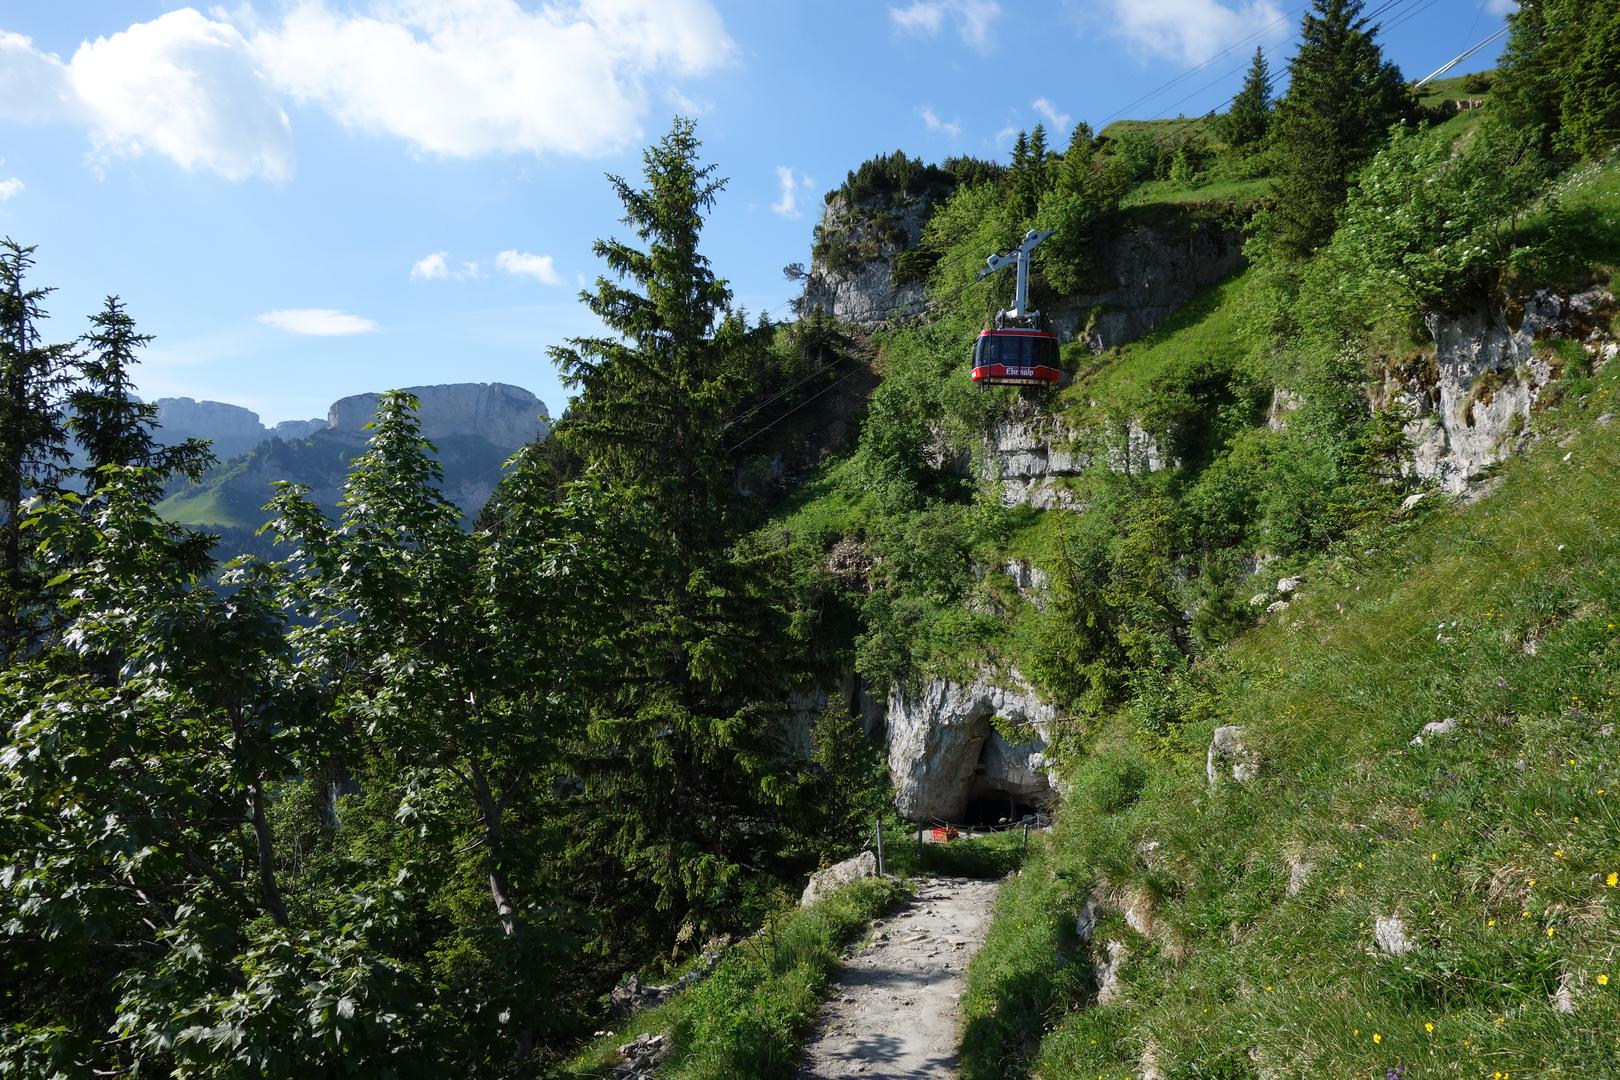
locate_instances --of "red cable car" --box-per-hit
[972,227,1063,388]
[971,327,1062,387]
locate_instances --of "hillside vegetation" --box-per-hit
[3,1,1619,1077]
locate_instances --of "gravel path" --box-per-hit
[797,875,1001,1080]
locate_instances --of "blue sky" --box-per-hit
[0,0,1511,425]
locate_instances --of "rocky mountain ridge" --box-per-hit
[157,382,551,538]
[155,382,549,465]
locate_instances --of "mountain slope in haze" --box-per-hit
[157,382,551,542]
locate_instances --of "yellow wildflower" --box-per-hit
[1372,1032,1382,1044]
[1424,1022,1434,1033]
[1607,872,1617,887]
[1599,974,1610,986]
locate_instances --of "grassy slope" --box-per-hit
[960,342,1620,1079]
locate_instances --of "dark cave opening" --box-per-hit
[960,792,1038,828]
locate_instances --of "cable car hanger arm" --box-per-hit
[974,228,1053,321]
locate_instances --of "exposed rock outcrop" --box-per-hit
[1382,286,1616,495]
[801,193,937,326]
[153,397,317,462]
[1048,221,1247,352]
[1206,725,1260,786]
[885,670,1057,821]
[1372,914,1415,956]
[982,403,1169,509]
[326,382,549,447]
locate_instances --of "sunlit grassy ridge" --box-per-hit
[959,353,1620,1079]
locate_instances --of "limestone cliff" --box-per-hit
[157,382,552,534]
[153,398,320,463]
[801,193,937,326]
[326,382,549,447]
[1380,286,1618,495]
[1048,219,1247,352]
[883,670,1057,823]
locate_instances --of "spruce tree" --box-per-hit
[1220,47,1273,149]
[71,296,213,496]
[551,118,743,561]
[1059,121,1098,195]
[1267,0,1412,258]
[549,119,804,939]
[0,240,74,665]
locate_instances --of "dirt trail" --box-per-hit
[797,875,1001,1080]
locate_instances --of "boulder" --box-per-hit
[1373,914,1414,956]
[1095,939,1130,1003]
[1409,718,1456,746]
[801,849,878,907]
[1286,858,1314,898]
[1206,725,1260,786]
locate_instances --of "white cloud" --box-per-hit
[665,86,713,116]
[249,0,737,159]
[918,105,961,139]
[497,249,562,284]
[0,178,22,201]
[1486,0,1518,13]
[0,13,294,181]
[1032,97,1070,132]
[772,165,807,218]
[1103,0,1287,66]
[409,251,481,281]
[889,1,1002,50]
[258,308,378,335]
[411,251,450,280]
[0,1,735,180]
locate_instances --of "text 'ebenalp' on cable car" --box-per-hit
[972,227,1062,388]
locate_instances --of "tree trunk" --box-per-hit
[248,777,290,928]
[467,757,520,937]
[465,756,534,1062]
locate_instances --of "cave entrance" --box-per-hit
[960,792,1038,829]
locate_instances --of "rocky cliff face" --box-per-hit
[157,383,553,534]
[981,401,1170,509]
[801,194,936,326]
[326,382,549,447]
[1049,220,1246,352]
[153,398,322,463]
[1381,286,1617,495]
[884,670,1057,822]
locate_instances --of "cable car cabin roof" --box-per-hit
[972,328,1062,386]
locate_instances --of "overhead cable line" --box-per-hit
[1412,24,1510,87]
[1097,1,1311,128]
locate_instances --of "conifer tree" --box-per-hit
[0,240,74,665]
[71,296,213,496]
[1267,0,1412,258]
[1059,121,1098,195]
[551,118,743,561]
[549,119,805,938]
[1219,47,1273,149]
